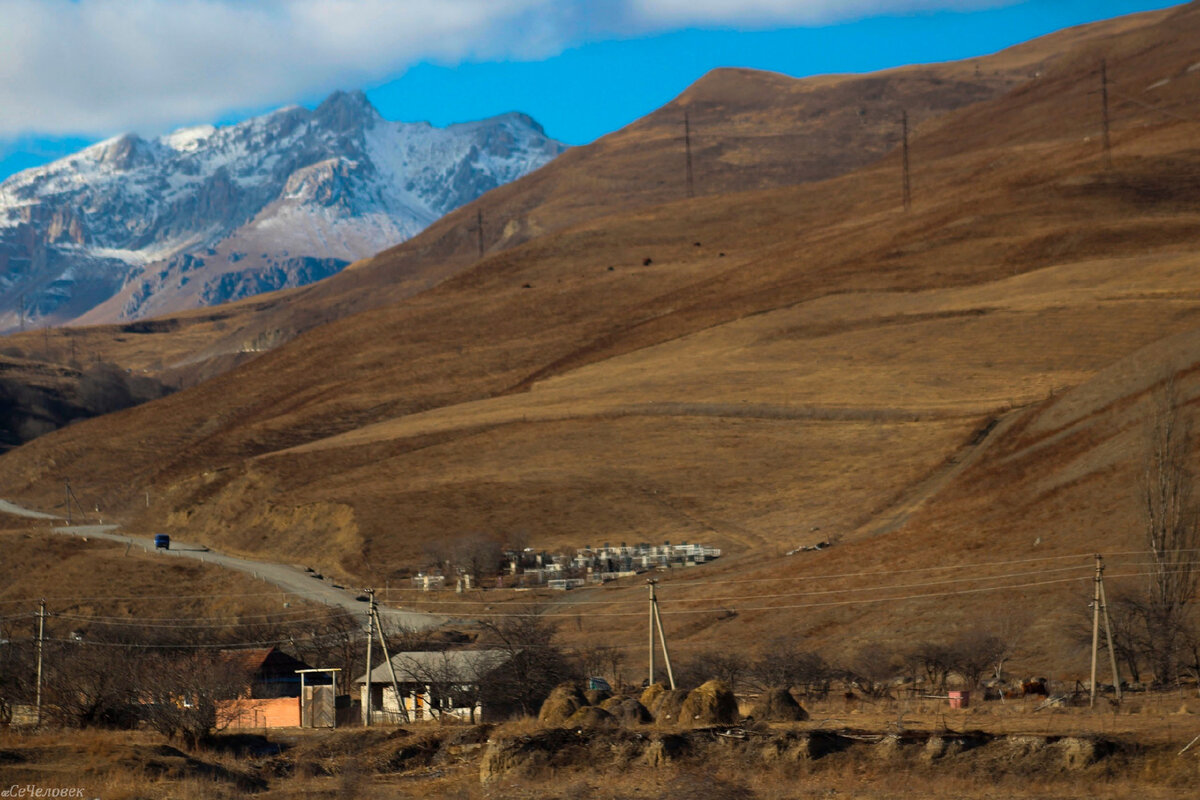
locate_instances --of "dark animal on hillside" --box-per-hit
[1022,678,1049,697]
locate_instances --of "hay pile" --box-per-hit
[601,696,653,725]
[639,683,666,711]
[749,688,808,722]
[650,689,691,725]
[584,688,612,706]
[679,681,739,726]
[538,684,588,725]
[566,706,615,729]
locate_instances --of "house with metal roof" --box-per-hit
[355,650,511,724]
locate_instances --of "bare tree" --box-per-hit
[1102,591,1147,684]
[948,628,1010,688]
[576,643,626,688]
[392,650,507,723]
[749,640,833,697]
[137,651,250,749]
[1139,378,1200,685]
[677,649,749,691]
[844,643,899,698]
[906,641,954,692]
[452,533,504,585]
[476,609,575,716]
[42,641,139,728]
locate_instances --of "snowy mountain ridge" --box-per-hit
[0,91,566,329]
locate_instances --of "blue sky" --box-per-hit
[0,0,1183,182]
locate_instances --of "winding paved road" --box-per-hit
[1,499,440,629]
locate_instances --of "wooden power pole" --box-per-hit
[476,210,485,258]
[1098,556,1122,703]
[648,580,655,686]
[684,113,695,199]
[901,110,912,212]
[369,592,409,723]
[1089,554,1122,706]
[1100,60,1113,170]
[647,580,676,689]
[35,599,45,726]
[1090,554,1102,707]
[363,592,373,726]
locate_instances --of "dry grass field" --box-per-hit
[0,524,319,629]
[2,3,1200,678]
[4,692,1200,799]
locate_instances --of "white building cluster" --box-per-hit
[410,540,721,592]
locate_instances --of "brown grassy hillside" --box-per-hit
[2,3,1200,670]
[0,7,1138,385]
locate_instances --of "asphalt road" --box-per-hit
[1,499,441,629]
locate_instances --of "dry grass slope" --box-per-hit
[3,3,1200,669]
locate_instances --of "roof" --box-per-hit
[220,647,276,674]
[219,647,313,677]
[355,650,510,685]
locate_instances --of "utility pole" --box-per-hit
[1090,554,1102,707]
[1098,556,1123,703]
[901,110,912,212]
[684,112,695,199]
[35,599,45,726]
[1100,60,1113,170]
[64,480,72,525]
[363,592,373,726]
[647,580,676,689]
[475,210,485,258]
[648,580,655,686]
[370,592,409,722]
[653,589,676,690]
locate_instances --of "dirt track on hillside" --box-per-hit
[0,498,440,628]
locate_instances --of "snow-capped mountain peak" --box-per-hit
[0,90,566,330]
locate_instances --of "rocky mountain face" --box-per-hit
[0,91,566,330]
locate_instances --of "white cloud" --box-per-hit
[628,0,1010,27]
[0,0,1017,138]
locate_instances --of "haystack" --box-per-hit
[650,688,691,725]
[538,684,588,725]
[600,696,624,712]
[749,688,809,722]
[639,683,666,711]
[584,688,612,706]
[679,680,739,726]
[603,697,653,726]
[565,705,615,729]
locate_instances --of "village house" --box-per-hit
[215,647,338,729]
[355,650,511,723]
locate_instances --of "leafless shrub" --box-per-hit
[676,649,749,692]
[949,628,1011,688]
[1137,377,1200,684]
[844,643,900,698]
[477,609,577,716]
[749,641,833,697]
[136,651,249,749]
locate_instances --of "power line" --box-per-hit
[48,609,348,628]
[382,563,1099,606]
[1108,89,1197,123]
[605,550,1099,587]
[423,568,1190,619]
[49,613,353,630]
[0,590,319,606]
[375,550,1102,595]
